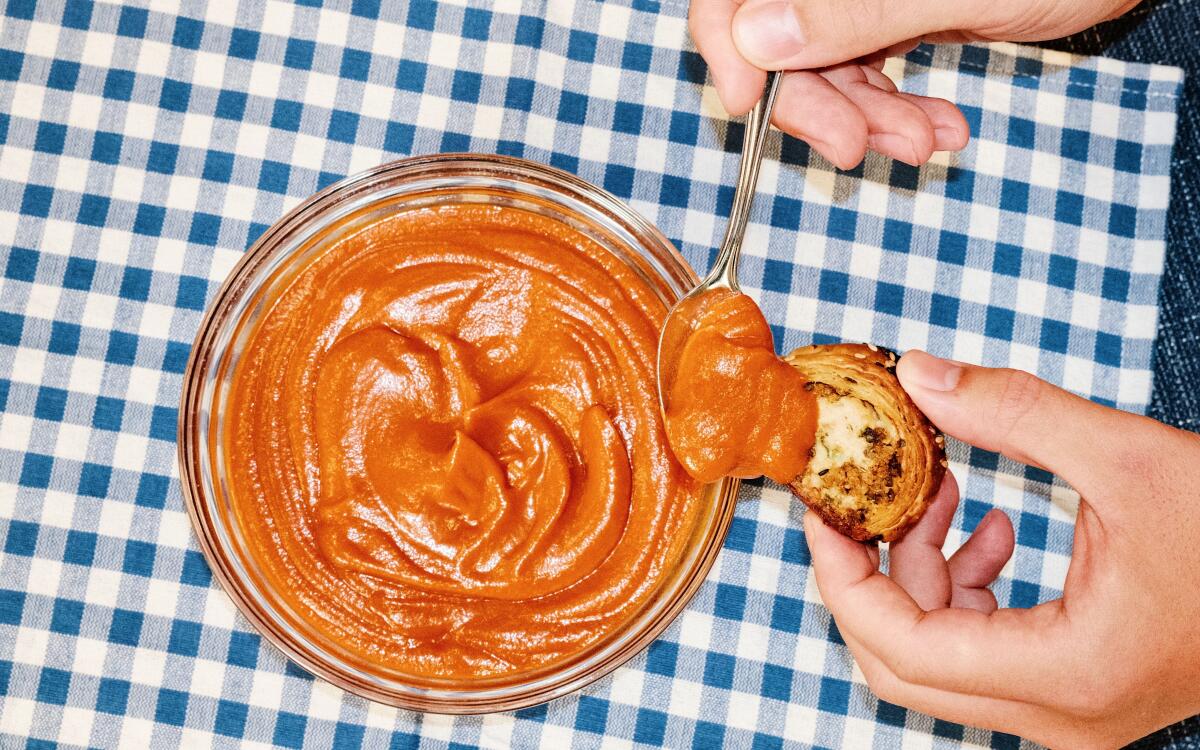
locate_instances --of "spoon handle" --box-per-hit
[706,70,783,291]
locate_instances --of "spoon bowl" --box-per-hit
[656,71,783,418]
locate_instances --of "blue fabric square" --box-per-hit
[931,291,962,327]
[380,121,414,154]
[985,306,1014,340]
[1039,318,1070,353]
[760,258,792,294]
[1114,140,1142,172]
[147,141,179,174]
[1109,203,1137,238]
[35,386,68,421]
[258,160,291,194]
[827,207,856,241]
[7,0,34,19]
[0,311,23,345]
[818,270,849,305]
[332,723,366,749]
[61,0,93,29]
[782,526,810,566]
[993,243,1022,276]
[340,48,371,81]
[558,91,587,125]
[645,639,678,676]
[150,404,178,441]
[284,38,316,69]
[77,193,111,226]
[189,212,221,245]
[769,594,802,633]
[350,0,380,18]
[119,265,152,301]
[406,0,436,31]
[182,549,212,587]
[612,102,643,135]
[0,660,10,695]
[35,121,68,154]
[136,472,170,508]
[604,163,634,197]
[515,14,544,47]
[97,678,131,715]
[877,699,907,727]
[769,196,801,230]
[575,696,608,734]
[938,230,968,266]
[1008,116,1035,148]
[818,676,851,714]
[203,150,235,183]
[155,688,189,726]
[725,517,756,553]
[1102,267,1130,302]
[714,582,746,620]
[634,709,668,745]
[0,589,25,624]
[172,16,203,49]
[79,462,112,498]
[703,652,735,689]
[63,530,97,566]
[123,540,156,577]
[0,49,22,81]
[215,89,247,120]
[1000,179,1029,214]
[106,330,137,365]
[1095,332,1121,367]
[91,131,122,164]
[159,78,191,112]
[567,30,597,62]
[461,7,491,40]
[451,70,482,103]
[752,734,784,750]
[36,667,71,705]
[116,6,147,37]
[944,166,975,203]
[271,100,302,132]
[762,664,792,701]
[875,282,904,316]
[274,712,308,749]
[215,699,249,737]
[1010,580,1039,608]
[396,59,427,92]
[505,78,535,111]
[103,68,135,101]
[1055,191,1083,226]
[228,631,260,668]
[660,175,690,208]
[168,619,203,656]
[1048,254,1077,289]
[6,247,38,282]
[4,520,37,556]
[881,219,912,253]
[1060,128,1089,161]
[668,110,699,146]
[49,598,84,635]
[47,59,81,90]
[163,340,190,373]
[133,203,165,235]
[92,396,124,431]
[1017,512,1048,549]
[693,722,726,749]
[328,110,360,143]
[228,28,260,59]
[109,608,144,646]
[622,41,653,73]
[64,256,96,289]
[933,719,965,740]
[21,184,53,217]
[889,162,920,191]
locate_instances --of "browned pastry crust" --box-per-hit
[783,344,946,543]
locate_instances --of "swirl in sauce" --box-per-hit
[225,203,704,679]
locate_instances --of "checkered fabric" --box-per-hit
[0,0,1184,748]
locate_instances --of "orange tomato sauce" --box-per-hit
[224,203,705,680]
[662,288,817,484]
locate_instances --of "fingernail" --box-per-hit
[733,2,804,66]
[906,351,962,392]
[933,127,962,150]
[868,133,919,165]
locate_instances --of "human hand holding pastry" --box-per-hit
[806,350,1200,747]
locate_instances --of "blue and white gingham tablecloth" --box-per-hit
[0,1,1184,748]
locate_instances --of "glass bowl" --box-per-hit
[177,154,739,713]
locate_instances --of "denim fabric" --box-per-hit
[1044,3,1200,747]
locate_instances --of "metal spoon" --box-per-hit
[656,71,783,416]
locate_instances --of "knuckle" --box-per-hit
[992,369,1045,445]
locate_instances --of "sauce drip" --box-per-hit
[662,288,817,484]
[225,203,704,680]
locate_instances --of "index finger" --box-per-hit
[804,510,1073,706]
[689,0,768,115]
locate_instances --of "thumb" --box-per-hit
[731,0,968,70]
[896,350,1157,501]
